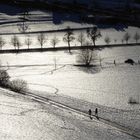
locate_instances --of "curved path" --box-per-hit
[24,91,140,140]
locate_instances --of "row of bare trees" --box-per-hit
[0,26,101,51]
[0,34,59,50]
[104,32,140,45]
[0,27,139,50]
[63,26,102,53]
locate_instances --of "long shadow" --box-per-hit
[0,3,131,32]
[74,65,101,74]
[0,3,23,15]
[97,23,128,31]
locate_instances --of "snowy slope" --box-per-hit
[0,88,138,140]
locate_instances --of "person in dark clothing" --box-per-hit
[95,108,98,116]
[88,109,92,116]
[88,109,93,119]
[114,60,116,66]
[95,108,99,119]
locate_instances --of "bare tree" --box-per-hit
[104,36,111,45]
[114,39,117,44]
[50,36,60,48]
[63,26,75,53]
[77,32,86,46]
[11,35,21,50]
[11,36,17,50]
[99,57,103,68]
[77,41,97,66]
[18,9,30,33]
[18,22,29,33]
[121,39,124,44]
[86,26,101,47]
[133,32,140,44]
[16,39,21,50]
[25,36,32,49]
[0,36,6,50]
[37,33,46,48]
[123,32,131,44]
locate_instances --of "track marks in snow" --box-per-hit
[28,83,59,95]
[10,64,66,78]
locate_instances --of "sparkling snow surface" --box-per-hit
[0,5,140,140]
[0,9,140,50]
[0,46,140,110]
[0,88,139,140]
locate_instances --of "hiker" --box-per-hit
[95,108,98,117]
[114,60,116,66]
[88,109,92,116]
[88,109,93,120]
[95,108,99,119]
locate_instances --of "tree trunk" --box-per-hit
[93,41,95,46]
[68,41,71,53]
[92,40,95,50]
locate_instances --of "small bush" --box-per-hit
[125,59,135,65]
[0,69,10,87]
[128,97,139,104]
[9,79,28,93]
[0,68,28,93]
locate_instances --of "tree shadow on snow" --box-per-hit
[74,65,101,74]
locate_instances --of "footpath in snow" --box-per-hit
[29,88,140,138]
[0,87,139,140]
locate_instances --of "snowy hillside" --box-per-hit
[0,2,140,140]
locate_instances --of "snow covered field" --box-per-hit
[0,5,140,50]
[1,23,140,50]
[1,88,139,140]
[1,45,140,138]
[0,46,140,110]
[0,4,140,139]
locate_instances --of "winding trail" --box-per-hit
[10,64,66,78]
[28,83,59,95]
[24,91,140,140]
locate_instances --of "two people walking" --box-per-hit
[88,108,99,120]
